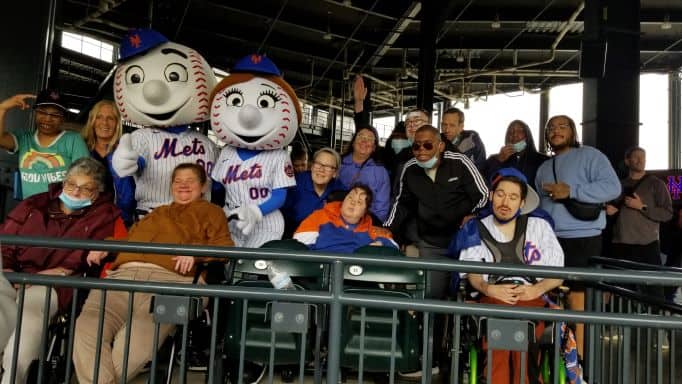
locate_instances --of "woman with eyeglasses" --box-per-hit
[0,89,90,199]
[282,147,346,238]
[338,126,390,222]
[0,157,120,384]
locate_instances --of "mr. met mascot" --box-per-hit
[210,54,300,247]
[112,28,218,221]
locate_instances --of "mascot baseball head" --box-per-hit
[209,54,301,150]
[114,28,216,127]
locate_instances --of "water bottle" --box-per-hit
[267,263,294,290]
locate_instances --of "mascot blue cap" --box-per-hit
[119,28,169,61]
[232,54,281,77]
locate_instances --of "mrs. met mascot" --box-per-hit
[210,54,300,247]
[112,28,218,222]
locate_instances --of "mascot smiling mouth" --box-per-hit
[236,134,264,143]
[140,98,191,122]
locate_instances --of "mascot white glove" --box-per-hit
[112,134,140,177]
[229,205,263,236]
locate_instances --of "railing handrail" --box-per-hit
[4,272,682,329]
[2,234,681,285]
[592,255,682,273]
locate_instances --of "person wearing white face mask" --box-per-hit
[482,119,549,188]
[0,157,120,384]
[385,125,488,296]
[384,125,488,378]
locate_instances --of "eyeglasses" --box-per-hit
[406,118,426,126]
[36,109,64,119]
[411,141,435,151]
[63,180,97,197]
[312,161,337,172]
[493,189,521,202]
[356,134,376,143]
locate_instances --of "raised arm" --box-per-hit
[0,94,35,151]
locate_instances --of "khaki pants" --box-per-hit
[2,286,59,384]
[72,263,196,384]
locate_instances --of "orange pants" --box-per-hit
[480,296,546,384]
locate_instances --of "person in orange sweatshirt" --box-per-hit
[72,163,233,384]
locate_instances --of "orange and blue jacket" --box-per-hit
[294,201,397,253]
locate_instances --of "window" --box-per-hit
[463,92,541,156]
[639,73,668,169]
[61,31,114,63]
[372,116,395,143]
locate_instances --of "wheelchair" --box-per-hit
[453,279,571,384]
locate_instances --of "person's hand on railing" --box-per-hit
[173,256,195,275]
[86,250,109,266]
[37,267,71,277]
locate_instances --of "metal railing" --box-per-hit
[1,235,681,384]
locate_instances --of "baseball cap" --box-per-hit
[490,167,540,214]
[119,28,169,62]
[232,54,282,76]
[34,88,67,113]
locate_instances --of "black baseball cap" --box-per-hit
[34,88,67,113]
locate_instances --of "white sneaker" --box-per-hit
[398,367,439,380]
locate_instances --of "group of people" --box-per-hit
[0,41,673,384]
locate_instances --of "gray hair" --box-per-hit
[313,147,341,169]
[65,157,106,192]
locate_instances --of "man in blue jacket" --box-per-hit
[535,114,621,359]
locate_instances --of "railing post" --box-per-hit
[326,261,343,384]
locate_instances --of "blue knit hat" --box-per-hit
[232,54,281,76]
[119,28,169,62]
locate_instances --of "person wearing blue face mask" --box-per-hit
[482,119,549,188]
[0,157,120,384]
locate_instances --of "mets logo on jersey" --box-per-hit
[284,164,294,178]
[222,163,263,184]
[523,241,542,264]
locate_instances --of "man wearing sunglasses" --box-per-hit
[385,124,488,378]
[0,88,90,199]
[386,124,488,294]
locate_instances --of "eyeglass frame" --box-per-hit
[311,161,337,172]
[35,108,65,119]
[411,141,436,151]
[62,180,98,197]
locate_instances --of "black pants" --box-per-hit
[610,241,664,299]
[558,235,602,291]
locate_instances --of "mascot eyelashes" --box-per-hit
[112,28,218,222]
[210,54,300,247]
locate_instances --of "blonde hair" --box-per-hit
[82,100,122,155]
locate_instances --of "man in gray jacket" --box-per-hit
[606,146,673,296]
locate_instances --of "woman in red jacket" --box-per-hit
[1,157,120,384]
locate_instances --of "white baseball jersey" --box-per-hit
[211,147,296,247]
[130,128,218,211]
[459,215,564,283]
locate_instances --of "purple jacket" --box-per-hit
[338,155,390,222]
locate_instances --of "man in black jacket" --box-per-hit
[385,125,489,298]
